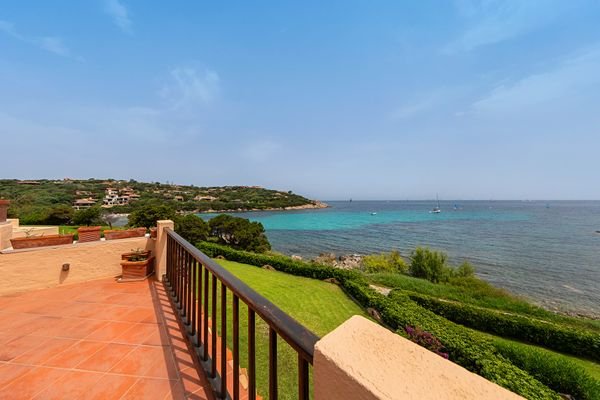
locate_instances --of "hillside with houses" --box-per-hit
[0,179,326,225]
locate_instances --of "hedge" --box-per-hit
[195,241,560,399]
[408,292,600,362]
[494,339,600,400]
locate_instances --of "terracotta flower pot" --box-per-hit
[119,256,155,282]
[77,226,102,243]
[121,250,152,261]
[10,234,74,250]
[0,199,9,223]
[104,227,147,240]
[150,227,157,239]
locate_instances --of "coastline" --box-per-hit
[199,200,329,214]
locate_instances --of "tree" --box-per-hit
[175,215,209,244]
[208,214,271,252]
[128,201,176,228]
[45,204,74,225]
[72,206,103,226]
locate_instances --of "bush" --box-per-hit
[494,339,600,400]
[454,261,475,278]
[362,251,408,273]
[196,241,359,283]
[409,247,450,283]
[404,326,448,359]
[408,293,600,362]
[175,215,209,244]
[195,241,559,399]
[208,214,271,253]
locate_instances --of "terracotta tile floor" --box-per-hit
[0,278,215,400]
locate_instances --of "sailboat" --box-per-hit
[430,195,441,214]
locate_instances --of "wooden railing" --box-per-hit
[164,229,319,400]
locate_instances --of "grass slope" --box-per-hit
[211,260,367,400]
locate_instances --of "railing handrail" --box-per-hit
[165,228,319,362]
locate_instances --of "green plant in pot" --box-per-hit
[119,248,154,282]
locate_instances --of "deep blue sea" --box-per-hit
[206,201,600,317]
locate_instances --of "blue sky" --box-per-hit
[1,1,600,200]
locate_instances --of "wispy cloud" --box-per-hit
[159,67,220,110]
[445,0,565,53]
[472,45,600,113]
[0,20,76,58]
[104,0,132,33]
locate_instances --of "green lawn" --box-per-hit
[368,272,600,331]
[209,260,368,400]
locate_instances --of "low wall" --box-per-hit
[0,237,154,295]
[313,316,523,400]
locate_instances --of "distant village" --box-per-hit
[7,179,321,213]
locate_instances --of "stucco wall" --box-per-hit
[313,316,523,400]
[0,237,154,295]
[0,223,12,252]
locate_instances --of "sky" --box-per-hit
[1,1,600,200]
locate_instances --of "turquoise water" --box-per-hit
[202,201,600,317]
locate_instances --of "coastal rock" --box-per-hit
[367,307,383,323]
[314,253,337,266]
[262,264,276,271]
[291,255,303,261]
[333,254,363,270]
[323,277,340,285]
[216,255,226,260]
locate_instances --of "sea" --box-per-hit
[209,200,600,318]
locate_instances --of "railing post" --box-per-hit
[156,220,174,280]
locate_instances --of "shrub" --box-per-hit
[362,250,408,273]
[494,339,600,400]
[404,326,448,359]
[409,247,449,283]
[454,261,475,278]
[408,293,600,362]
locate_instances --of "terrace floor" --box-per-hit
[0,277,215,400]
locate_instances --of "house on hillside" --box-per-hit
[73,198,97,210]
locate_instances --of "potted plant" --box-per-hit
[150,227,157,238]
[119,248,155,282]
[77,226,102,243]
[10,230,74,250]
[104,227,147,240]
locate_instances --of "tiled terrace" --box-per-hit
[0,277,215,400]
